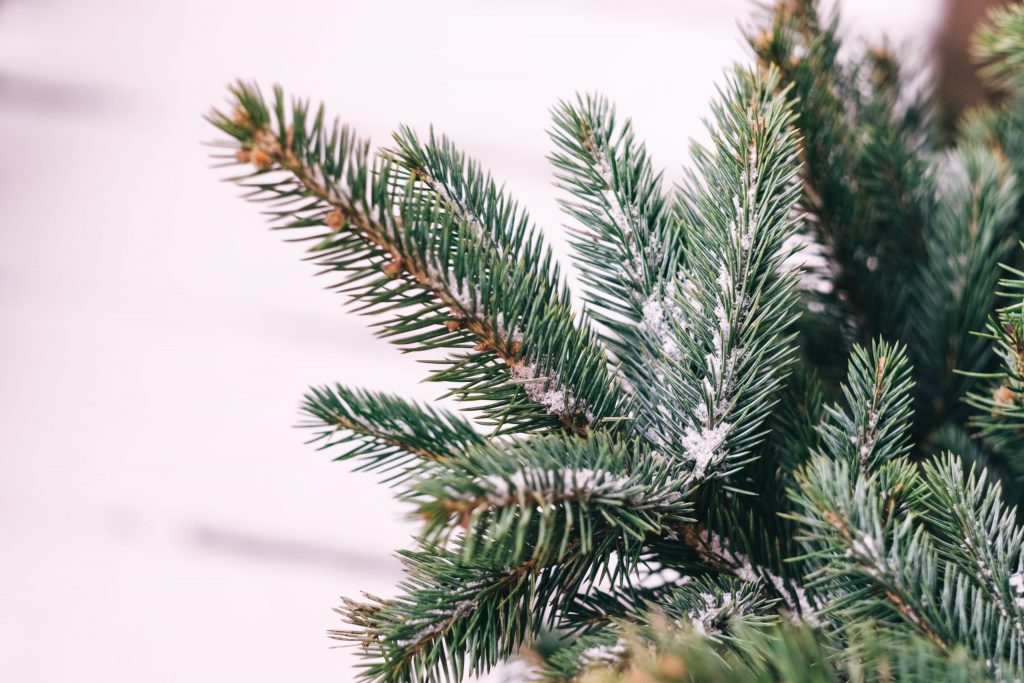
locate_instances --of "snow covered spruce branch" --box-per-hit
[635,66,803,480]
[548,93,682,397]
[749,0,932,380]
[412,434,693,566]
[205,1,1024,680]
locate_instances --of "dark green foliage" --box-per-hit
[964,252,1024,494]
[908,144,1019,439]
[205,1,1024,680]
[302,384,485,480]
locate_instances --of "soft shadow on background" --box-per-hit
[0,0,975,679]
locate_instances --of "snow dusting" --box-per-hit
[593,142,634,243]
[687,592,731,635]
[703,529,819,625]
[510,362,586,419]
[478,467,637,505]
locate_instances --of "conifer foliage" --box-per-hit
[207,2,1024,680]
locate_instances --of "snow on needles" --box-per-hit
[478,467,638,505]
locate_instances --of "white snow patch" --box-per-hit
[688,592,730,635]
[1010,570,1024,608]
[510,362,587,420]
[580,641,629,668]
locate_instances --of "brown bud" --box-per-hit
[509,341,522,356]
[658,655,685,678]
[324,210,344,229]
[445,319,462,332]
[382,259,402,276]
[473,341,488,352]
[234,148,251,163]
[232,106,249,125]
[994,385,1015,406]
[249,148,273,170]
[753,28,772,51]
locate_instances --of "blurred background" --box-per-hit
[0,0,998,679]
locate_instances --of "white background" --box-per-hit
[0,1,939,679]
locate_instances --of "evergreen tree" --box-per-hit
[206,2,1024,680]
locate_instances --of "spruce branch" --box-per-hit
[909,144,1019,431]
[792,457,947,647]
[547,93,681,398]
[333,548,547,683]
[537,576,778,682]
[580,619,988,683]
[695,366,825,602]
[792,454,1023,675]
[921,454,1024,668]
[334,534,668,683]
[300,384,485,480]
[750,0,933,363]
[790,343,1024,671]
[411,434,693,566]
[202,2,1024,680]
[973,3,1024,95]
[383,127,624,435]
[816,340,915,476]
[964,251,1024,489]
[637,65,803,481]
[208,83,619,437]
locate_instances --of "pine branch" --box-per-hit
[208,84,620,437]
[300,384,485,480]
